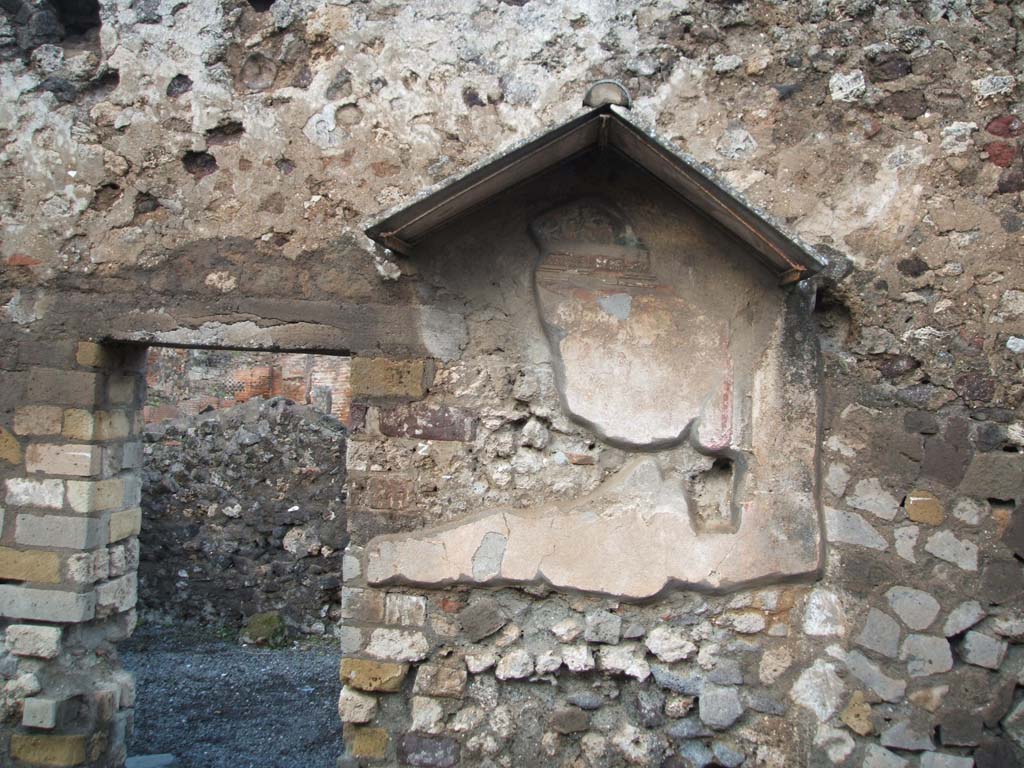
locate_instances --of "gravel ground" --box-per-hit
[121,624,342,768]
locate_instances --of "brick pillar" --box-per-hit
[1,342,145,768]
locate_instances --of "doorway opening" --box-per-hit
[121,345,351,768]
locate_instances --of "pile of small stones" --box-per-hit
[139,397,347,634]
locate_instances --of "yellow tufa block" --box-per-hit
[62,410,96,441]
[350,358,428,401]
[109,507,142,543]
[65,479,125,514]
[0,548,61,584]
[344,726,389,759]
[10,733,88,766]
[15,406,63,436]
[904,490,944,526]
[75,342,112,369]
[339,658,409,692]
[0,427,22,465]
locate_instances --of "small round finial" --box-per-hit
[583,80,632,109]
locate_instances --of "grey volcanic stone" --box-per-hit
[844,650,906,701]
[982,560,1024,604]
[943,601,985,637]
[650,664,704,695]
[924,530,978,571]
[636,688,665,728]
[886,586,940,630]
[567,691,604,710]
[863,744,908,768]
[667,717,711,741]
[698,684,743,730]
[855,608,901,658]
[743,690,786,715]
[959,631,1007,669]
[901,634,953,677]
[673,741,714,767]
[712,741,745,768]
[584,610,622,644]
[825,507,888,550]
[1002,698,1024,749]
[920,754,974,768]
[707,658,743,685]
[880,720,935,751]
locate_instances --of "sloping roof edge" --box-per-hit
[364,104,827,283]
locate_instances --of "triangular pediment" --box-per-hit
[365,104,826,284]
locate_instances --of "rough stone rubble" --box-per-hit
[140,396,347,635]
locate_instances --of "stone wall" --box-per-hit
[140,396,347,635]
[0,1,1022,767]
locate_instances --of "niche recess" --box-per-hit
[356,97,828,598]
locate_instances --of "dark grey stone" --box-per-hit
[166,74,193,98]
[37,77,77,103]
[549,706,589,734]
[623,621,646,639]
[397,734,459,768]
[880,720,935,751]
[975,423,1007,452]
[707,659,743,685]
[743,690,786,715]
[637,689,665,728]
[566,691,604,711]
[712,741,746,768]
[921,418,970,487]
[667,716,711,741]
[698,684,744,730]
[673,741,714,767]
[982,680,1016,727]
[905,411,939,435]
[133,0,162,24]
[974,737,1018,768]
[458,598,506,642]
[981,560,1024,605]
[651,664,704,695]
[939,709,983,747]
[1002,510,1024,559]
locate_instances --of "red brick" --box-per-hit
[355,475,416,511]
[986,114,1023,137]
[985,141,1017,167]
[378,405,476,442]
